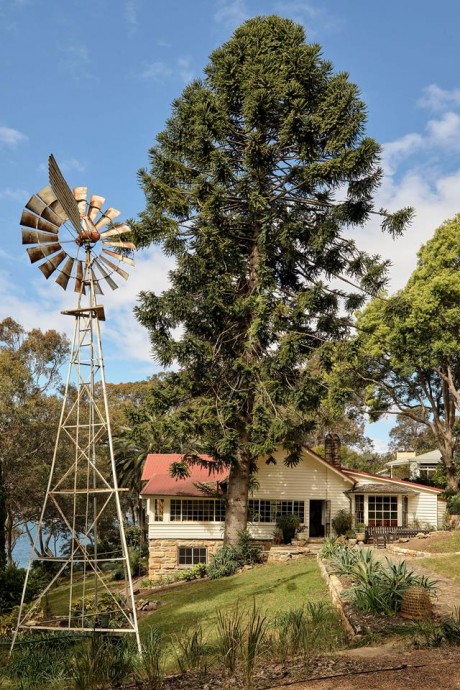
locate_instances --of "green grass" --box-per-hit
[418,554,460,584]
[140,558,330,637]
[45,572,113,616]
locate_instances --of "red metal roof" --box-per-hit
[140,454,228,497]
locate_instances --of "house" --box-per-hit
[381,449,442,480]
[140,446,446,576]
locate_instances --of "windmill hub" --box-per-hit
[76,218,101,246]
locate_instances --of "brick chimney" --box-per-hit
[325,433,341,468]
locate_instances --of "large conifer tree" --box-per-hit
[135,16,411,543]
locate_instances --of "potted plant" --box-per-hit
[345,529,357,545]
[355,523,366,542]
[276,514,301,544]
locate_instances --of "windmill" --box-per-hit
[11,155,141,653]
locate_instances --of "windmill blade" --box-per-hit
[102,248,135,267]
[26,244,62,264]
[75,260,86,294]
[88,195,105,221]
[56,257,75,290]
[99,255,129,280]
[21,209,59,235]
[99,223,132,239]
[95,207,121,230]
[102,240,135,250]
[38,251,66,279]
[48,155,82,235]
[36,186,67,223]
[25,195,64,227]
[90,268,104,295]
[21,229,59,245]
[93,258,119,291]
[74,187,88,218]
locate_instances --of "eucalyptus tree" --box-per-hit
[329,214,460,492]
[0,318,69,564]
[134,16,411,542]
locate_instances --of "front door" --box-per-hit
[309,499,325,538]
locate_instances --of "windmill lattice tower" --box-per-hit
[11,155,141,653]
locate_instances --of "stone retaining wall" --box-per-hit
[317,556,361,640]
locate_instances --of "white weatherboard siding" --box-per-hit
[145,448,353,540]
[346,470,441,529]
[148,520,225,540]
[251,449,352,532]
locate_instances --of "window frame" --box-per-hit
[177,545,208,567]
[367,495,398,527]
[170,498,226,522]
[248,499,305,524]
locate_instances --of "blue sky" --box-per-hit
[2,0,460,452]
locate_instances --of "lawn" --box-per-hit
[403,532,460,553]
[140,558,331,638]
[418,554,460,584]
[45,572,113,616]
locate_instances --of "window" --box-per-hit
[170,499,226,522]
[248,499,304,523]
[153,499,164,522]
[178,546,207,566]
[354,495,364,524]
[368,496,398,527]
[419,464,438,479]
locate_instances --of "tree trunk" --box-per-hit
[0,460,6,570]
[442,449,459,493]
[224,454,251,545]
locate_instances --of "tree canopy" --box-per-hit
[328,213,460,492]
[134,16,412,541]
[0,318,69,565]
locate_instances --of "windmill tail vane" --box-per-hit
[11,155,141,654]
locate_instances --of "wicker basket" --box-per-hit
[400,585,433,620]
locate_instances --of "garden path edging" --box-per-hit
[317,556,361,641]
[387,545,460,558]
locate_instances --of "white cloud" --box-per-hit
[0,186,28,201]
[60,43,93,81]
[139,57,194,84]
[140,61,172,81]
[0,125,27,147]
[214,0,249,28]
[177,57,193,84]
[124,0,138,29]
[0,246,174,376]
[426,111,460,143]
[418,84,460,112]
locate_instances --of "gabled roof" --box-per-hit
[140,453,228,497]
[342,467,444,494]
[346,483,419,495]
[301,446,355,484]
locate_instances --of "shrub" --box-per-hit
[275,514,301,544]
[330,545,360,576]
[178,563,207,581]
[343,552,437,615]
[208,530,262,579]
[0,566,47,614]
[139,629,164,688]
[331,510,352,536]
[207,545,240,579]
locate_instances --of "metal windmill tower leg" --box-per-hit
[11,252,141,654]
